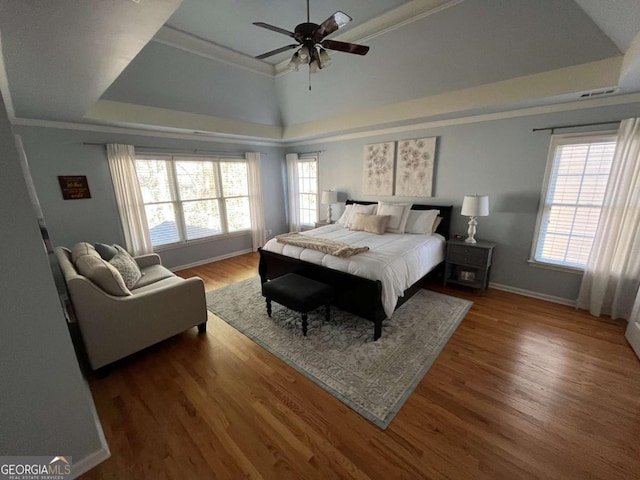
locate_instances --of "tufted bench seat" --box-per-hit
[261,273,333,336]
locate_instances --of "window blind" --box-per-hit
[534,136,616,268]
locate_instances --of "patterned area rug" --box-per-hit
[206,276,472,429]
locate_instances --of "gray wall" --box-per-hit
[0,94,106,461]
[293,101,640,301]
[15,127,288,269]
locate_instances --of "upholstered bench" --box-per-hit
[261,273,333,336]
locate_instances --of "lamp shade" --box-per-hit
[321,190,338,204]
[461,195,489,217]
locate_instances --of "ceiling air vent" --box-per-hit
[580,88,617,98]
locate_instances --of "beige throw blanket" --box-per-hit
[276,233,369,258]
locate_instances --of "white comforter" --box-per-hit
[262,224,445,317]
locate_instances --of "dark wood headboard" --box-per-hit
[345,200,453,240]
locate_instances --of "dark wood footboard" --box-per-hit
[258,249,445,340]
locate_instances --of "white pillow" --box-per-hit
[376,201,412,233]
[345,204,377,228]
[336,204,352,225]
[405,209,440,234]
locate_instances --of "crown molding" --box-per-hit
[151,0,464,78]
[283,56,625,140]
[152,26,275,77]
[12,91,640,151]
[284,91,640,146]
[12,116,283,147]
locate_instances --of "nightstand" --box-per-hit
[314,220,334,228]
[444,239,495,293]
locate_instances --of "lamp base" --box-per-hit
[465,216,478,243]
[326,204,332,224]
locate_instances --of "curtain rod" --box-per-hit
[532,120,621,134]
[82,142,267,156]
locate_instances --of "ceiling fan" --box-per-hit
[253,0,370,87]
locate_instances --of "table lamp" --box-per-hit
[461,195,489,243]
[321,190,338,223]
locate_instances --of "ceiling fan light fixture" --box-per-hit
[288,50,301,71]
[317,47,332,68]
[309,59,320,74]
[299,45,311,64]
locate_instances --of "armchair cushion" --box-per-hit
[71,242,100,264]
[75,254,132,296]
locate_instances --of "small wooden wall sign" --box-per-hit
[58,175,91,200]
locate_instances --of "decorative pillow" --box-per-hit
[345,204,377,228]
[94,243,118,261]
[75,255,131,296]
[405,209,440,234]
[432,216,443,234]
[376,201,412,233]
[350,214,391,235]
[336,205,352,225]
[71,242,100,264]
[109,245,142,289]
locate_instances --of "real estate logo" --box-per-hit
[0,456,72,480]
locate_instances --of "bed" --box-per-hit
[258,200,453,340]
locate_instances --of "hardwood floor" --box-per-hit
[80,253,640,479]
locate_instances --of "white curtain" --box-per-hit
[577,118,640,319]
[107,144,152,256]
[286,153,301,232]
[246,152,265,251]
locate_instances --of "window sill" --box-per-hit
[527,259,584,275]
[152,230,251,252]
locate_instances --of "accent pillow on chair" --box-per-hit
[109,245,143,289]
[94,243,118,261]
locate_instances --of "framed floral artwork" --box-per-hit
[363,142,395,196]
[395,137,436,197]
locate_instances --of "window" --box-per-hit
[530,133,617,270]
[135,155,251,247]
[297,156,318,226]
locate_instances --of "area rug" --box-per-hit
[206,276,472,429]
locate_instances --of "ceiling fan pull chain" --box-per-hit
[309,69,312,91]
[307,0,310,23]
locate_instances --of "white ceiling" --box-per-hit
[0,0,639,134]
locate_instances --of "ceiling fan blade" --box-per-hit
[253,22,296,38]
[321,39,369,56]
[313,11,352,41]
[255,44,299,60]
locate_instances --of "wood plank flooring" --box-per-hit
[80,252,640,479]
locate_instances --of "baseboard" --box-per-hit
[489,282,577,307]
[169,248,253,272]
[72,381,111,478]
[72,444,110,479]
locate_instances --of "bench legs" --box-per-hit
[264,297,331,337]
